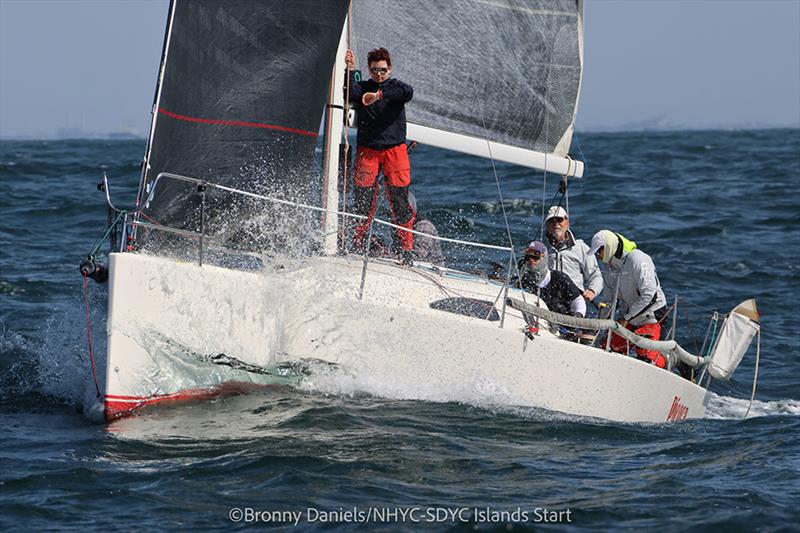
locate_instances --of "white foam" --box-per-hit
[33,287,109,413]
[705,392,800,419]
[299,360,519,407]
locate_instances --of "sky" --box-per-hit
[0,0,798,137]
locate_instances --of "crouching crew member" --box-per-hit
[518,241,587,318]
[589,230,668,368]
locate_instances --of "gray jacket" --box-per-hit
[546,230,604,294]
[601,248,667,327]
[413,218,445,265]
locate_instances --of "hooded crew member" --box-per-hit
[589,230,668,368]
[518,241,586,318]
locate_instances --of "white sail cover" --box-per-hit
[351,0,583,165]
[709,305,760,380]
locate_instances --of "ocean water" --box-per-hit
[1,130,799,531]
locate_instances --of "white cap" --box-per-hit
[545,206,568,222]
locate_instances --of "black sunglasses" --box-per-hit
[370,67,388,74]
[525,253,543,261]
[547,216,565,224]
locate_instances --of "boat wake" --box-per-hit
[298,356,520,408]
[704,392,800,420]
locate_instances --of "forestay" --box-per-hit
[351,0,584,176]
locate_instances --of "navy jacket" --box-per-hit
[519,268,582,316]
[347,72,413,150]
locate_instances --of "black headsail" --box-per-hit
[135,0,348,256]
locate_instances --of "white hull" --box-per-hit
[103,252,709,422]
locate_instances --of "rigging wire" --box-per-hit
[679,297,719,315]
[485,142,515,253]
[480,119,525,301]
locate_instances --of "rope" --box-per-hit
[679,296,718,315]
[88,210,126,257]
[481,122,515,253]
[481,124,526,303]
[744,328,761,419]
[704,318,719,357]
[572,132,587,168]
[81,273,102,399]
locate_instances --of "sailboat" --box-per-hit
[88,0,760,423]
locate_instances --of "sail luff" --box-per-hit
[553,0,584,156]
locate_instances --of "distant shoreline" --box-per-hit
[2,125,798,142]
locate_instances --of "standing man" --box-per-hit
[589,230,668,368]
[344,47,415,264]
[544,206,603,302]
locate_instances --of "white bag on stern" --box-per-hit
[708,299,760,380]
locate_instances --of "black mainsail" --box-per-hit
[135,0,349,254]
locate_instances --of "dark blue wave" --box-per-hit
[1,131,798,529]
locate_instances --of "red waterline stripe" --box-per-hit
[158,107,318,137]
[104,382,270,421]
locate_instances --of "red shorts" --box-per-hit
[354,144,411,188]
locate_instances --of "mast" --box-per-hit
[321,17,349,255]
[135,0,177,209]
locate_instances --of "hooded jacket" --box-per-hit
[601,244,667,327]
[546,229,604,295]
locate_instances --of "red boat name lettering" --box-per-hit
[666,396,689,421]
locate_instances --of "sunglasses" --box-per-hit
[370,67,389,74]
[525,253,543,261]
[547,217,565,224]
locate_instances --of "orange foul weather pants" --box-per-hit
[607,321,666,368]
[352,144,416,252]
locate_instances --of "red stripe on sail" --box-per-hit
[158,107,318,137]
